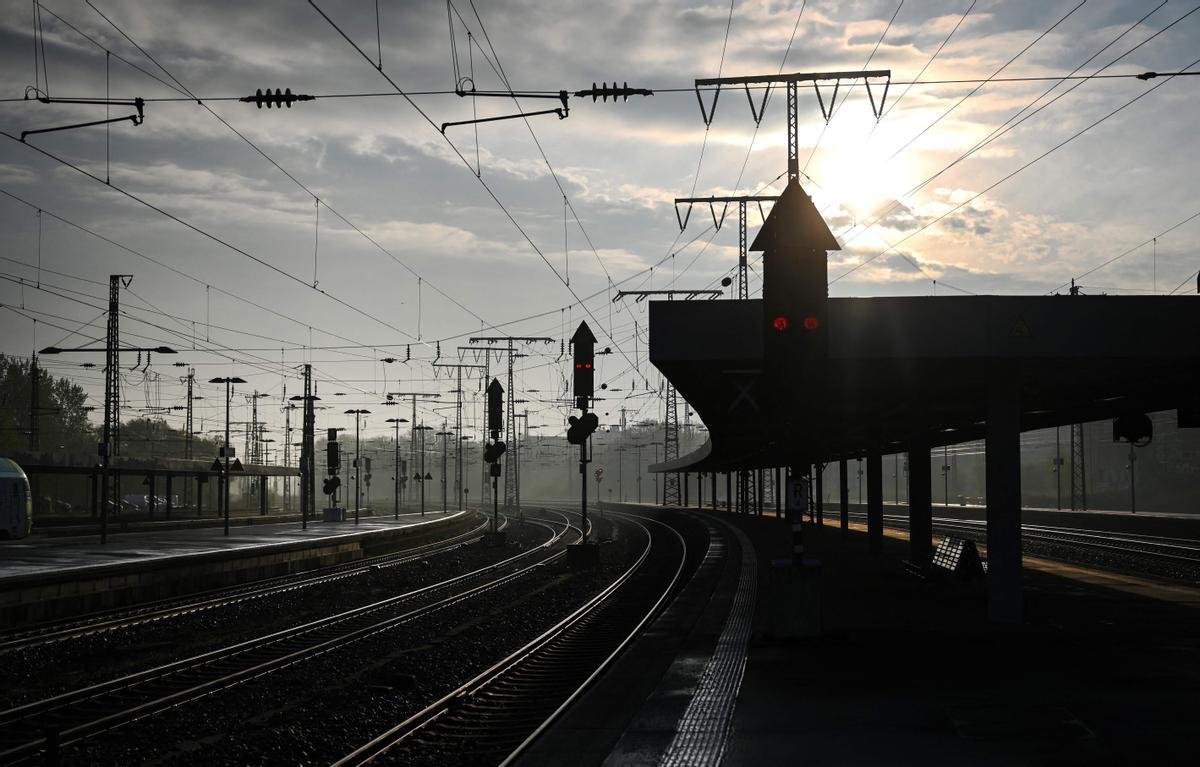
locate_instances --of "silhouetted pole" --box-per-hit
[211,376,245,536]
[838,458,849,537]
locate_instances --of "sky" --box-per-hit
[0,0,1198,450]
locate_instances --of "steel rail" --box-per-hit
[0,512,494,655]
[334,508,689,766]
[0,511,577,764]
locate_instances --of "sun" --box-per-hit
[823,150,920,224]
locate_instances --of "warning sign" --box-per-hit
[1009,317,1031,338]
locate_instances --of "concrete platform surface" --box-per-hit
[709,512,1200,766]
[0,512,465,582]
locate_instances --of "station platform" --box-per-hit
[0,511,477,627]
[720,515,1200,766]
[525,504,1200,766]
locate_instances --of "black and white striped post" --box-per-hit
[786,467,808,564]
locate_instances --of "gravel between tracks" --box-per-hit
[0,518,551,709]
[60,514,637,766]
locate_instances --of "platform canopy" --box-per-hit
[649,180,1200,472]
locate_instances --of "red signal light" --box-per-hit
[772,316,789,332]
[802,315,820,331]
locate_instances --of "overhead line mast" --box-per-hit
[692,69,891,182]
[469,336,554,516]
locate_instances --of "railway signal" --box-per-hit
[484,439,507,464]
[567,412,598,445]
[570,321,599,559]
[327,441,340,476]
[484,378,505,536]
[322,476,341,496]
[572,321,597,410]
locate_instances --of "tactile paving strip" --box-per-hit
[661,519,757,767]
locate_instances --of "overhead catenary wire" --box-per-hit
[881,0,976,120]
[0,187,398,360]
[309,0,642,375]
[0,132,427,344]
[832,54,1200,286]
[884,0,1088,163]
[78,0,496,348]
[17,71,1200,106]
[1049,208,1200,294]
[833,1,1194,283]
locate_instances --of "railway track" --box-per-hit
[334,508,695,767]
[0,510,578,765]
[0,512,493,655]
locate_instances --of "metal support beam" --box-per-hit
[867,451,883,553]
[786,80,799,181]
[813,465,822,525]
[1070,422,1086,510]
[663,381,681,506]
[986,372,1024,623]
[838,459,849,537]
[908,437,932,567]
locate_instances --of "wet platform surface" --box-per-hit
[0,512,465,581]
[714,513,1200,766]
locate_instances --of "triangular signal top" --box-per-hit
[750,178,840,252]
[571,321,597,345]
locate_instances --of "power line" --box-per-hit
[78,0,491,347]
[881,0,976,119]
[885,0,1087,163]
[0,187,394,364]
[309,0,642,375]
[16,70,1200,107]
[833,1,1192,276]
[831,54,1200,287]
[1050,208,1200,294]
[0,131,424,343]
[803,0,904,173]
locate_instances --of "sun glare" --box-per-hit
[824,150,919,224]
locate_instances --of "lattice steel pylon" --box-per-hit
[609,291,714,508]
[105,277,124,460]
[673,194,777,302]
[1070,422,1086,510]
[670,193,779,512]
[183,369,194,459]
[282,384,291,511]
[468,336,555,515]
[663,380,681,506]
[433,360,486,511]
[737,469,757,514]
[505,349,517,512]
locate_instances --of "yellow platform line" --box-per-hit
[818,517,1200,606]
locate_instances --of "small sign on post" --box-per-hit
[785,476,809,563]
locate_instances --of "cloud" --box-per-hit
[0,163,37,184]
